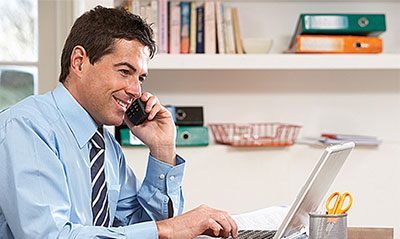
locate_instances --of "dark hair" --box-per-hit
[59,6,156,82]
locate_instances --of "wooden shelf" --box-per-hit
[149,54,400,70]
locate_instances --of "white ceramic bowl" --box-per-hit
[242,38,273,54]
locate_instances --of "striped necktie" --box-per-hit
[90,127,110,227]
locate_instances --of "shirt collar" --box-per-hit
[52,83,98,148]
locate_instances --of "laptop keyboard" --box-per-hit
[229,230,277,239]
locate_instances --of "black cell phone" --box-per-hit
[126,98,149,125]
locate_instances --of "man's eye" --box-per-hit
[120,69,130,75]
[139,77,145,82]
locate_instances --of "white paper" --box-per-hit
[232,206,290,231]
[195,206,290,239]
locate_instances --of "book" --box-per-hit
[189,1,197,54]
[114,0,131,12]
[180,2,191,54]
[286,35,383,53]
[158,0,168,53]
[131,0,140,15]
[215,1,225,54]
[196,5,205,54]
[169,3,181,54]
[150,0,158,46]
[138,3,152,23]
[289,14,386,47]
[232,7,244,54]
[139,4,145,18]
[224,7,235,54]
[204,1,216,54]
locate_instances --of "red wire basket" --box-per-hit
[208,123,301,147]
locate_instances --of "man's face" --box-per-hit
[74,39,149,126]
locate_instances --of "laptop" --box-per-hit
[199,142,355,239]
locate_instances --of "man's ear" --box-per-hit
[70,45,88,78]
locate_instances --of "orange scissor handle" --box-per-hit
[335,192,353,215]
[326,192,341,215]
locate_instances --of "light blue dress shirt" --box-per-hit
[0,83,185,238]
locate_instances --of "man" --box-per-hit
[0,6,238,239]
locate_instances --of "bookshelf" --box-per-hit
[150,54,400,70]
[143,0,400,70]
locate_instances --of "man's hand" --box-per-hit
[125,92,177,166]
[156,205,239,239]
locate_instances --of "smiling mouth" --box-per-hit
[114,97,128,111]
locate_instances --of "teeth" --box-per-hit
[116,99,127,110]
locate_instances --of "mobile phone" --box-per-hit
[126,98,149,125]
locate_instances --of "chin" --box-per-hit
[104,115,124,126]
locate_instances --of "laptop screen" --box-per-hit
[274,142,354,239]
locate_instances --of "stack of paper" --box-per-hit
[297,134,382,146]
[320,133,382,146]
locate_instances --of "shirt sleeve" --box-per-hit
[0,118,159,239]
[114,153,186,227]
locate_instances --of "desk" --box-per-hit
[348,227,393,239]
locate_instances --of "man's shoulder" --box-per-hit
[0,93,61,130]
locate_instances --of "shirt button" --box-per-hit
[169,176,175,181]
[159,174,165,179]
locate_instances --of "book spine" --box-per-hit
[158,0,168,54]
[131,0,140,15]
[290,35,383,53]
[189,1,197,54]
[169,4,181,54]
[139,4,146,19]
[115,0,131,12]
[150,0,158,47]
[224,7,235,54]
[145,4,152,23]
[204,1,216,54]
[196,5,204,54]
[231,7,243,54]
[180,2,191,54]
[215,1,225,54]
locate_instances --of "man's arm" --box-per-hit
[0,118,157,238]
[112,151,185,224]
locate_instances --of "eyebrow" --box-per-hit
[114,62,148,77]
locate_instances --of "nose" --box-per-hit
[126,77,141,99]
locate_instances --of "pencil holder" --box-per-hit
[309,212,347,239]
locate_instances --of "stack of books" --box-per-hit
[114,0,244,54]
[286,13,386,53]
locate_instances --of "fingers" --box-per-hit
[208,219,223,237]
[214,213,238,238]
[198,205,238,238]
[140,92,162,121]
[226,214,239,238]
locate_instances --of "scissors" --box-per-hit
[326,192,353,215]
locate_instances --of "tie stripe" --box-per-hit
[90,148,104,167]
[90,127,110,227]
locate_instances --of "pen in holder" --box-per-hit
[309,212,347,239]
